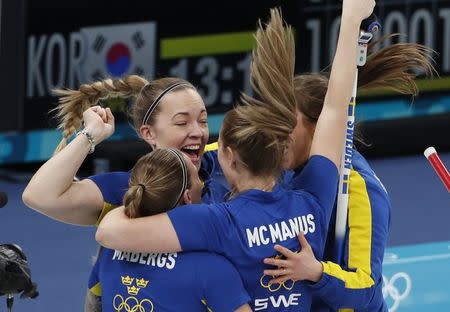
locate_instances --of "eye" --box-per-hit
[175,121,187,126]
[200,119,208,124]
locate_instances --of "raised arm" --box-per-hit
[309,0,375,167]
[22,107,115,225]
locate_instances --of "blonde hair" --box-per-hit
[123,149,192,218]
[294,34,436,123]
[52,76,195,153]
[220,8,297,178]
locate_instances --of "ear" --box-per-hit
[226,146,238,169]
[182,189,193,205]
[140,125,157,147]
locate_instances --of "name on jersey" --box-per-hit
[246,214,316,248]
[112,251,177,270]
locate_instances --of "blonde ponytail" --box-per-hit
[221,8,297,177]
[294,34,436,123]
[123,185,145,218]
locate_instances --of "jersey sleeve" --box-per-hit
[88,171,130,225]
[88,171,130,205]
[291,155,338,220]
[308,169,391,310]
[202,142,220,176]
[88,254,102,297]
[167,203,231,254]
[198,254,250,312]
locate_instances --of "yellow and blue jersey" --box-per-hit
[292,149,391,312]
[89,248,250,311]
[167,155,339,311]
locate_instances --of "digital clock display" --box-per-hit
[164,53,252,109]
[296,0,450,79]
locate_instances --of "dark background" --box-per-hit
[1,0,449,173]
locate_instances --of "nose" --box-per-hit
[189,122,203,138]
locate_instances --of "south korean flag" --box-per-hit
[80,22,157,82]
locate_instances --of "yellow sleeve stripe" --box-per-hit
[95,202,117,226]
[348,170,373,282]
[204,142,218,152]
[89,282,102,296]
[322,261,374,289]
[322,169,374,289]
[201,299,213,312]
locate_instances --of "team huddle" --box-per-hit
[22,0,435,311]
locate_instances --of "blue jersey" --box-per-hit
[167,156,338,311]
[289,150,391,312]
[89,249,250,311]
[88,147,229,224]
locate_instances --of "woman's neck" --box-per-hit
[234,174,277,193]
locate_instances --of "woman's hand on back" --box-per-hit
[262,232,324,284]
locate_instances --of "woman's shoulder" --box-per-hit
[88,171,131,205]
[201,143,220,172]
[351,150,389,195]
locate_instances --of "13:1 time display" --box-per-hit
[160,53,253,113]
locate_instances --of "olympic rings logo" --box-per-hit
[113,295,154,312]
[382,272,412,312]
[260,274,295,292]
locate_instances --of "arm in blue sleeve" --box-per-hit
[88,251,102,297]
[88,171,130,225]
[199,254,250,312]
[309,169,391,310]
[167,203,231,254]
[88,171,130,206]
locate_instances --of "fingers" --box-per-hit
[91,106,107,122]
[269,275,293,285]
[264,257,289,268]
[297,231,309,249]
[274,244,295,258]
[264,268,291,277]
[105,107,115,125]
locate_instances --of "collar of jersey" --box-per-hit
[236,183,284,202]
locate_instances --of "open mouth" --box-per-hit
[181,144,201,164]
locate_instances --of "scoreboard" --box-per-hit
[0,0,449,164]
[295,0,450,76]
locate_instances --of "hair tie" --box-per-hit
[141,83,190,126]
[138,183,146,191]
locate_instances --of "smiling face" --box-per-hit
[140,88,209,170]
